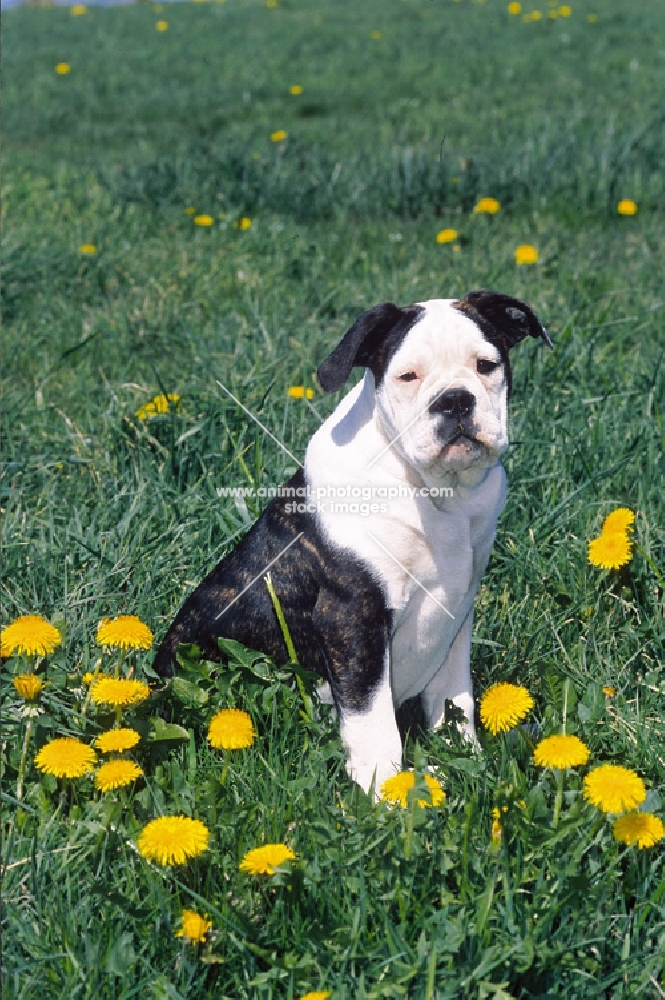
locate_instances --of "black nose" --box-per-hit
[429,388,475,419]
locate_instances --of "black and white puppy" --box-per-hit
[153,291,551,793]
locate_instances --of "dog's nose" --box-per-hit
[429,388,475,419]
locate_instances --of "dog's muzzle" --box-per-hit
[429,388,478,444]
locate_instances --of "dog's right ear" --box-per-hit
[317,302,424,392]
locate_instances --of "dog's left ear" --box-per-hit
[317,302,425,392]
[456,291,553,351]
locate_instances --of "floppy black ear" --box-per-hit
[317,302,425,393]
[456,290,553,351]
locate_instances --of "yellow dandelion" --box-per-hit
[515,244,539,265]
[370,30,382,39]
[617,199,638,216]
[530,9,543,18]
[95,759,143,792]
[70,4,87,14]
[270,129,288,142]
[533,734,590,769]
[208,708,256,750]
[588,531,632,570]
[194,214,214,226]
[266,0,278,7]
[1,615,62,658]
[90,676,151,709]
[184,206,196,215]
[55,63,71,75]
[176,909,213,943]
[507,2,522,12]
[79,244,97,255]
[436,228,458,244]
[380,770,445,808]
[155,20,169,31]
[548,9,558,17]
[602,686,616,697]
[138,816,210,865]
[583,764,646,814]
[82,671,94,685]
[558,4,571,14]
[237,217,252,230]
[35,737,96,779]
[239,843,296,875]
[613,813,664,850]
[13,674,44,701]
[299,993,332,1000]
[480,682,534,736]
[94,728,141,753]
[96,615,154,650]
[601,508,635,534]
[287,386,315,400]
[136,393,180,420]
[473,197,501,214]
[290,85,303,95]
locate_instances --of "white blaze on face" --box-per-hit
[374,299,509,473]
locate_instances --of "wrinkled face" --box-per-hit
[374,300,509,477]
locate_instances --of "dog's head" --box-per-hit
[317,292,551,480]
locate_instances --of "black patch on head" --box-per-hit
[152,469,392,714]
[317,302,425,392]
[453,290,552,395]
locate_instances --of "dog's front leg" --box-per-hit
[338,651,402,796]
[313,594,401,796]
[423,609,476,741]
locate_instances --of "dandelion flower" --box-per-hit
[370,30,382,39]
[588,531,632,570]
[35,737,96,779]
[1,615,62,658]
[530,9,543,19]
[559,4,571,14]
[55,63,71,75]
[95,728,141,753]
[270,129,287,142]
[239,843,296,875]
[601,508,635,534]
[266,0,278,7]
[299,993,332,1000]
[70,4,87,13]
[80,244,97,255]
[613,813,664,849]
[194,214,214,226]
[515,244,539,265]
[96,615,153,651]
[176,909,213,943]
[13,674,44,701]
[290,85,303,95]
[473,197,501,215]
[533,734,590,769]
[155,20,169,31]
[583,764,646,814]
[287,386,315,400]
[491,808,502,843]
[380,770,445,808]
[138,816,210,865]
[602,686,616,697]
[436,228,458,244]
[82,671,94,685]
[95,759,143,792]
[184,206,196,215]
[480,682,534,735]
[136,393,180,420]
[90,676,151,709]
[237,217,252,230]
[617,199,638,216]
[507,2,522,12]
[208,708,256,750]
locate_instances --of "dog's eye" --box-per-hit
[477,359,501,375]
[398,372,419,382]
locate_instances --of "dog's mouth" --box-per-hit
[440,429,485,463]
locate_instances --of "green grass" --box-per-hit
[2,0,664,996]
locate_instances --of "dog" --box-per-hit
[153,291,551,794]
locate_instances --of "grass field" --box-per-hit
[2,0,665,996]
